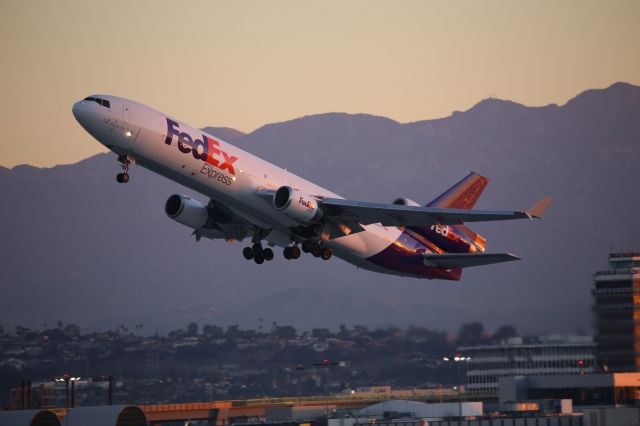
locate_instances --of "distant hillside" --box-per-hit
[201,127,246,144]
[1,82,639,334]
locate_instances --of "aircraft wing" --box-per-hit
[319,196,551,227]
[422,252,520,268]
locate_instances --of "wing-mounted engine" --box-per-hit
[165,194,230,239]
[392,197,420,207]
[165,194,211,229]
[273,186,323,223]
[390,197,420,231]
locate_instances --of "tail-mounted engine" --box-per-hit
[392,197,420,207]
[273,186,323,224]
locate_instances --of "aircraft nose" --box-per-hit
[72,99,102,137]
[72,100,85,123]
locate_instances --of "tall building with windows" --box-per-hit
[460,335,595,396]
[593,252,640,372]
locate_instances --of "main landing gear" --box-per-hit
[301,240,332,260]
[283,240,332,261]
[242,229,274,264]
[116,155,131,183]
[283,245,301,260]
[242,243,274,264]
[242,228,332,264]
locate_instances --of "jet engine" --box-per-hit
[273,186,323,223]
[392,197,420,207]
[165,194,213,229]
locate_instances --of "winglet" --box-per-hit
[527,196,552,218]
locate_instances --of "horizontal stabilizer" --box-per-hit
[422,252,521,268]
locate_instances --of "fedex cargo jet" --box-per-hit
[72,95,550,280]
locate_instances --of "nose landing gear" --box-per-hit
[116,172,129,183]
[116,155,131,183]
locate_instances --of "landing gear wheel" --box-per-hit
[283,247,293,259]
[302,240,313,253]
[321,247,332,260]
[291,245,301,259]
[310,243,322,258]
[242,247,254,260]
[249,228,268,264]
[252,243,265,264]
[263,248,274,261]
[117,156,131,183]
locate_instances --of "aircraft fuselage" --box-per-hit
[72,95,495,280]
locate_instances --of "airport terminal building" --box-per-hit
[593,252,640,372]
[460,335,596,396]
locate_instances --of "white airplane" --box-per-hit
[72,95,550,280]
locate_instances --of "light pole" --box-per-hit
[20,379,32,410]
[92,375,114,405]
[53,374,81,408]
[442,354,471,399]
[295,364,304,399]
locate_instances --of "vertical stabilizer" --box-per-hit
[426,172,489,210]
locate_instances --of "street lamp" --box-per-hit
[92,375,114,405]
[52,374,81,409]
[19,379,32,410]
[442,354,472,397]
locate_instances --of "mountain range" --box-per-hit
[1,82,639,335]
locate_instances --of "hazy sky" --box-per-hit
[0,0,638,168]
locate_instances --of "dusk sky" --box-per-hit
[1,0,638,168]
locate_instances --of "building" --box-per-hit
[356,400,483,418]
[593,252,640,372]
[0,409,60,426]
[332,399,581,426]
[460,335,596,396]
[499,372,640,407]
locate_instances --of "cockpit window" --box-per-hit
[83,96,110,109]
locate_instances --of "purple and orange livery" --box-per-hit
[72,94,551,280]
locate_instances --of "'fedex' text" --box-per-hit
[299,197,314,209]
[164,118,238,176]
